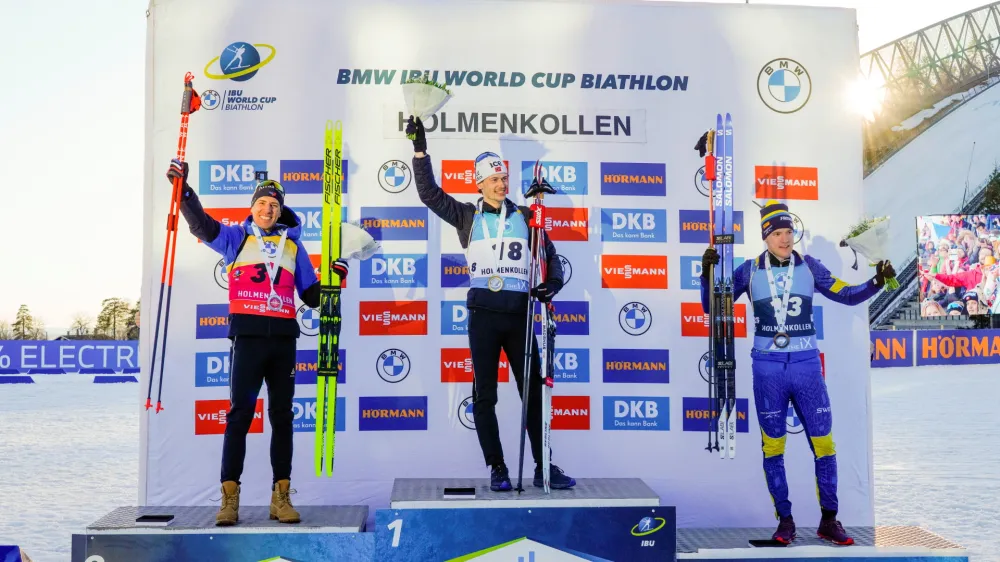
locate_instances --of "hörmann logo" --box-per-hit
[293,349,345,385]
[441,253,470,288]
[279,159,351,195]
[195,304,230,339]
[358,396,428,431]
[678,210,744,244]
[600,162,666,196]
[359,207,429,241]
[602,349,669,383]
[682,397,749,433]
[534,301,589,335]
[600,208,667,243]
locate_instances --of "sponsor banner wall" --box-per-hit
[140,0,869,528]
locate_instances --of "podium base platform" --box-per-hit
[390,477,660,508]
[85,505,368,533]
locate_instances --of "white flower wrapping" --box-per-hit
[341,221,380,261]
[842,217,898,290]
[402,81,453,123]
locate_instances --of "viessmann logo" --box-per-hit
[359,301,428,335]
[441,348,510,383]
[441,159,510,193]
[601,255,668,289]
[545,207,589,241]
[195,399,263,435]
[680,302,747,337]
[755,164,819,200]
[552,396,590,430]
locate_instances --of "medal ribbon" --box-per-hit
[478,199,507,275]
[251,223,288,302]
[765,252,795,341]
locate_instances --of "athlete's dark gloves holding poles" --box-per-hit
[406,116,427,153]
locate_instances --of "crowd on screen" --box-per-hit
[917,214,1000,317]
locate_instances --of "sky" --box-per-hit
[2,0,994,335]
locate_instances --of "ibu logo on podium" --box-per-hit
[362,254,428,288]
[358,396,428,431]
[603,397,670,431]
[198,160,267,195]
[601,208,667,243]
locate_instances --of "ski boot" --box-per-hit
[772,515,796,544]
[490,463,512,492]
[817,510,854,545]
[534,464,576,489]
[270,479,300,523]
[215,481,240,526]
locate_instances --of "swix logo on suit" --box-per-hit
[280,159,350,195]
[441,348,509,383]
[360,207,428,240]
[362,254,429,288]
[754,165,818,200]
[195,399,263,435]
[195,304,230,339]
[534,300,589,335]
[552,396,590,430]
[680,256,746,290]
[359,301,428,335]
[600,162,666,196]
[441,301,468,335]
[441,254,470,287]
[441,159,509,193]
[600,208,667,243]
[682,397,749,432]
[602,349,669,383]
[678,210,744,244]
[545,207,589,241]
[293,349,345,385]
[601,255,668,289]
[681,302,747,337]
[520,161,588,195]
[227,232,299,319]
[198,160,267,195]
[292,397,345,432]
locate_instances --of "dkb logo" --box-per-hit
[362,254,428,288]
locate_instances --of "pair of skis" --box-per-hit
[315,120,344,477]
[704,113,736,459]
[145,73,202,413]
[516,162,557,493]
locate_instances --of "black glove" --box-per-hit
[405,116,427,153]
[531,281,557,303]
[166,159,194,199]
[701,247,720,279]
[694,130,709,157]
[332,258,349,281]
[875,260,895,286]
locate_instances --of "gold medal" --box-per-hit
[488,275,504,292]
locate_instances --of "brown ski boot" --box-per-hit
[270,479,300,523]
[215,481,240,526]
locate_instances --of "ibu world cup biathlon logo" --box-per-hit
[204,42,276,82]
[757,58,812,114]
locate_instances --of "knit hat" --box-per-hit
[759,199,795,240]
[250,179,285,207]
[474,151,507,184]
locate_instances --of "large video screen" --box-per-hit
[916,214,999,317]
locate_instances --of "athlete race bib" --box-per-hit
[466,204,531,293]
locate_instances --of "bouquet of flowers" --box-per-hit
[841,215,899,290]
[401,75,453,140]
[341,221,380,261]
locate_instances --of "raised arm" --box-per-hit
[805,254,884,306]
[407,117,472,231]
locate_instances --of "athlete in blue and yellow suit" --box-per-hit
[700,200,894,546]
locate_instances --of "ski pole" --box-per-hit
[147,72,201,412]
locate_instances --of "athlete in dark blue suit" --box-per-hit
[700,200,894,545]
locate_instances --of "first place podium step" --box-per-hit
[389,477,661,509]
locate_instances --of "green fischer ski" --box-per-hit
[316,120,343,477]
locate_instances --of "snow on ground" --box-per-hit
[865,80,1000,269]
[1,369,997,561]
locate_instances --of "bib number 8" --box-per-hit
[492,241,523,262]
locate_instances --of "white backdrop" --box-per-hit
[139,0,873,527]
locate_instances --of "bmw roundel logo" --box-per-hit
[377,349,411,383]
[694,165,711,197]
[202,89,222,110]
[458,396,475,430]
[556,254,572,285]
[699,351,711,383]
[786,404,804,434]
[619,301,652,336]
[378,160,412,194]
[757,58,812,114]
[296,304,320,336]
[213,258,228,290]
